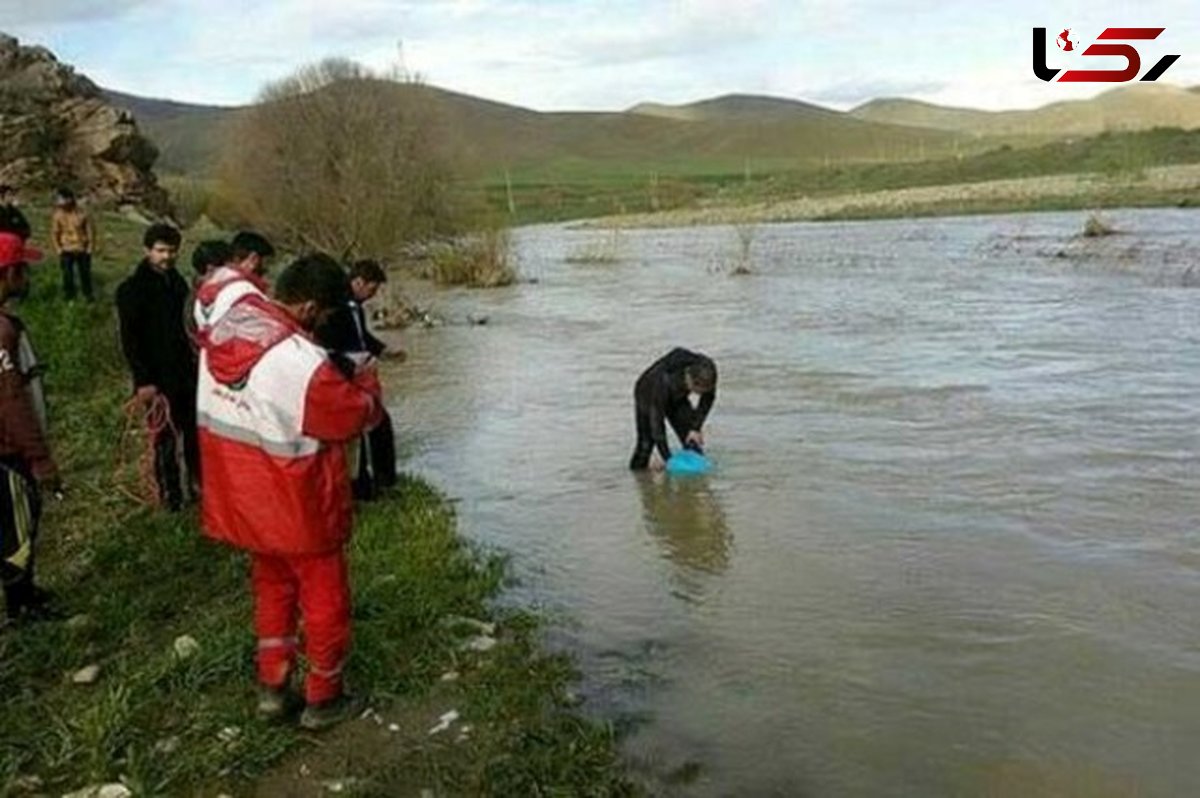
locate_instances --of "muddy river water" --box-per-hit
[388,208,1200,796]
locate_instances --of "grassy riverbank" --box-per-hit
[581,164,1200,230]
[0,207,632,796]
[491,128,1200,226]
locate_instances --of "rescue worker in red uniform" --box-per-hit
[197,253,382,730]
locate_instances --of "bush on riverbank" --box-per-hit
[424,227,519,288]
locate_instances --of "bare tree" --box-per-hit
[218,57,464,260]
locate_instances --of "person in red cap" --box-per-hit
[0,232,62,624]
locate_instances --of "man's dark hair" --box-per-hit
[686,360,717,393]
[143,223,182,249]
[274,253,350,309]
[56,187,75,202]
[191,239,234,276]
[348,259,387,284]
[231,231,276,261]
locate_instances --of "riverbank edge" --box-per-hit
[0,205,635,796]
[576,164,1200,229]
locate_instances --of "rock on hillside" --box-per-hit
[0,33,169,213]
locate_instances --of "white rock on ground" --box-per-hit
[172,635,200,660]
[460,635,496,653]
[62,784,132,798]
[322,778,358,793]
[12,775,42,792]
[427,710,460,735]
[153,736,180,755]
[442,615,496,636]
[71,665,101,685]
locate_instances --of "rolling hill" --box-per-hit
[100,82,1200,184]
[851,84,1200,136]
[626,93,846,123]
[102,84,970,179]
[101,90,244,175]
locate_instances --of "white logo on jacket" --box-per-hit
[198,334,326,459]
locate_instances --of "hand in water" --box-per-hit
[685,430,705,450]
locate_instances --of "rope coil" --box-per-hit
[113,393,179,508]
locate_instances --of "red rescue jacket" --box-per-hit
[197,292,382,555]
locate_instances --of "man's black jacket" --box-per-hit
[115,260,196,397]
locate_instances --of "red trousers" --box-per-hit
[251,549,350,704]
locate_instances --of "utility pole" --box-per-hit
[504,168,516,216]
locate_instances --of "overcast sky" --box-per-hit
[2,0,1197,111]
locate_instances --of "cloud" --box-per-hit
[0,0,151,26]
[8,0,1198,113]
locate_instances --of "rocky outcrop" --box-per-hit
[0,33,169,213]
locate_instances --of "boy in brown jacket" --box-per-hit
[50,189,95,302]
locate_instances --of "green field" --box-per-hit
[485,128,1200,225]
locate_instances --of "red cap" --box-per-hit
[0,232,42,270]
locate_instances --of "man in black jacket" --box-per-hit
[316,259,401,499]
[0,185,31,241]
[115,223,197,510]
[630,348,717,471]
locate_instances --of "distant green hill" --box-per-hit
[96,81,1200,226]
[851,84,1200,136]
[107,82,1200,184]
[102,90,243,175]
[626,93,845,123]
[102,84,970,179]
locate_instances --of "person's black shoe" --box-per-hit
[6,587,64,625]
[256,684,303,721]
[299,693,366,731]
[18,601,65,623]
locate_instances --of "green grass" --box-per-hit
[423,228,519,288]
[812,184,1200,223]
[0,206,631,795]
[565,227,625,265]
[488,127,1200,225]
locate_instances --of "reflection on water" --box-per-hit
[392,208,1200,797]
[637,473,731,584]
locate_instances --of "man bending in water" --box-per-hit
[630,348,717,471]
